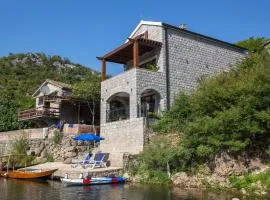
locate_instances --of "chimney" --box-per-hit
[179,24,188,30]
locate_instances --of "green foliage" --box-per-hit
[52,129,62,145]
[72,75,101,126]
[237,37,267,53]
[44,151,54,162]
[152,38,270,171]
[131,135,178,184]
[10,134,29,155]
[0,53,100,131]
[229,169,270,191]
[0,92,28,131]
[72,75,100,99]
[146,63,159,72]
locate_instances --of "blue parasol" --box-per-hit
[73,133,104,142]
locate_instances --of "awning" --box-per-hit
[97,38,162,64]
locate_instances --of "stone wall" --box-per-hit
[0,128,48,141]
[136,68,167,112]
[101,68,167,123]
[100,118,146,167]
[0,135,90,163]
[166,27,247,104]
[101,69,137,124]
[132,24,166,73]
[27,136,89,163]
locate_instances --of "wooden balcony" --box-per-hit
[18,107,60,121]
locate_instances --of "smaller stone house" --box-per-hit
[18,79,98,127]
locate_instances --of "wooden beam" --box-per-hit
[102,59,106,81]
[144,31,148,39]
[133,40,139,68]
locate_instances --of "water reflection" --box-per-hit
[0,178,247,200]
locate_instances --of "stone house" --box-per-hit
[97,21,248,166]
[18,79,98,128]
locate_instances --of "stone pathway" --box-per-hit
[25,162,122,179]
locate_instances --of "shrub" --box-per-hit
[10,134,28,155]
[44,151,54,162]
[152,42,270,170]
[131,135,178,184]
[52,129,63,145]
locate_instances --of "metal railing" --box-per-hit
[106,107,130,122]
[139,103,157,117]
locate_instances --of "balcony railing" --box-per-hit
[18,107,60,121]
[106,107,130,122]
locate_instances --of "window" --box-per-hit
[37,97,44,106]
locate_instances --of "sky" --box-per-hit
[0,0,269,75]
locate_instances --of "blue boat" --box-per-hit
[61,176,126,186]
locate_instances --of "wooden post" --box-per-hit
[144,31,148,39]
[133,40,139,68]
[78,103,80,124]
[102,59,106,81]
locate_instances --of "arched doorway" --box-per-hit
[107,92,130,122]
[140,89,161,118]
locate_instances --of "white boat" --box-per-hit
[61,176,126,186]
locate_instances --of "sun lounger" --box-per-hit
[88,153,108,169]
[71,153,93,168]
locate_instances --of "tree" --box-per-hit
[72,75,101,132]
[0,91,26,131]
[237,37,267,53]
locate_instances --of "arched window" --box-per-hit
[106,92,130,122]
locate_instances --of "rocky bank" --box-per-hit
[27,136,90,163]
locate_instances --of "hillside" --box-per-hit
[0,53,100,131]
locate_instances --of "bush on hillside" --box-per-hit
[151,39,270,171]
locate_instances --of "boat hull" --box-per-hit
[0,169,58,179]
[61,177,126,186]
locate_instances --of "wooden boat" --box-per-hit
[0,168,58,179]
[61,176,126,186]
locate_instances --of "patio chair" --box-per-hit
[89,153,108,169]
[71,153,93,168]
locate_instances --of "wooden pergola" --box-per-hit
[97,33,162,81]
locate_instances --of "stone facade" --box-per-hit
[99,21,248,166]
[166,27,247,103]
[99,118,146,167]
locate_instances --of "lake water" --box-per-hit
[0,178,252,200]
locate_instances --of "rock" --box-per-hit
[63,158,72,164]
[123,172,130,180]
[65,152,77,158]
[213,152,246,177]
[240,188,247,195]
[35,157,46,164]
[232,198,240,200]
[77,146,87,152]
[171,172,202,188]
[65,146,76,152]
